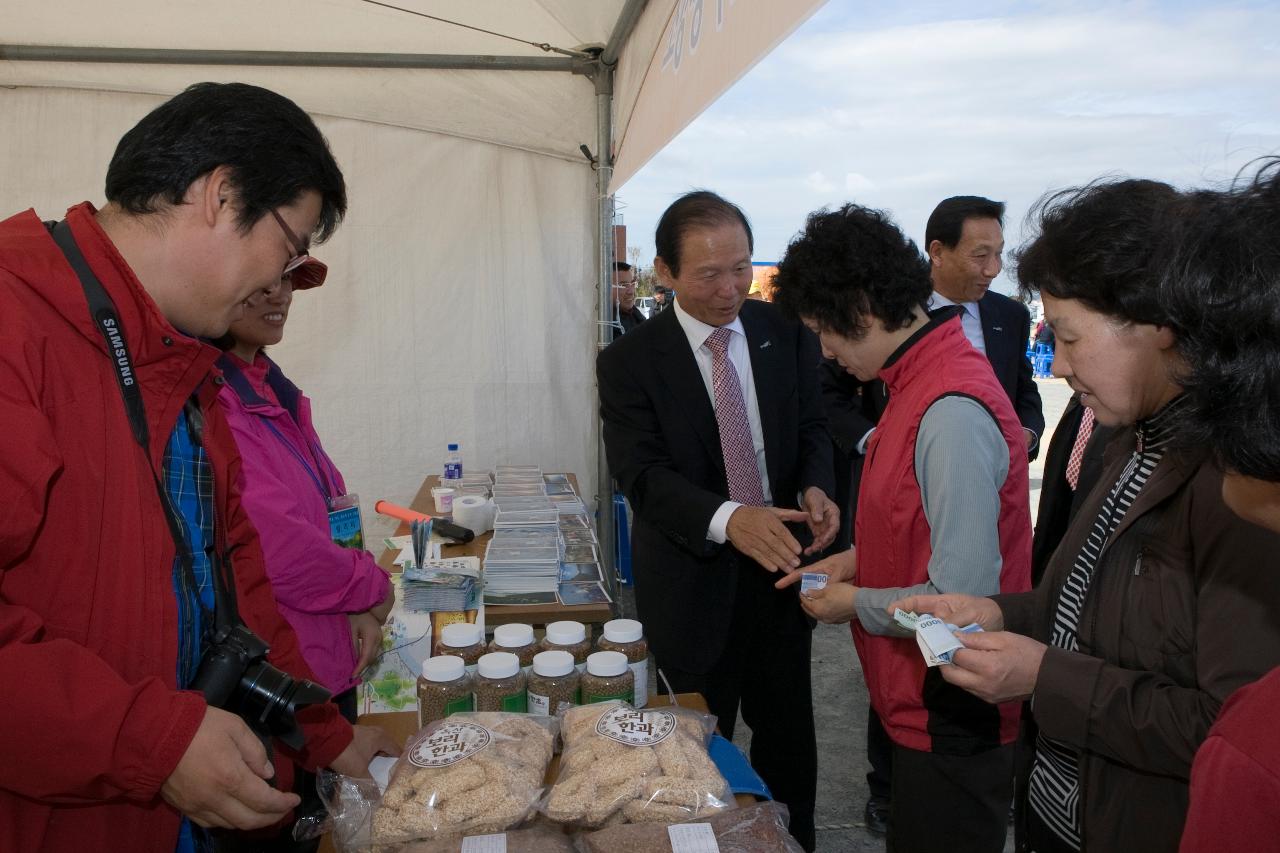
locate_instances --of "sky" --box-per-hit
[615,0,1280,294]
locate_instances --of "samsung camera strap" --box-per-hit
[47,220,240,631]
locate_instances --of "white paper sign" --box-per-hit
[668,822,720,852]
[461,834,508,853]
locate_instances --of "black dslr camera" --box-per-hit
[192,621,331,750]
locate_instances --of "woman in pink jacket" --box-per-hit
[216,262,392,723]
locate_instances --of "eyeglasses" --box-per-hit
[270,208,311,276]
[612,279,638,289]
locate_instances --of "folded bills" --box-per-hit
[799,573,828,594]
[893,608,982,667]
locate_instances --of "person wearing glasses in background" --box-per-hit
[213,249,394,848]
[609,260,647,341]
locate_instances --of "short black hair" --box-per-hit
[1014,178,1182,326]
[925,196,1006,250]
[1163,159,1280,480]
[105,82,346,242]
[654,190,753,277]
[614,261,633,272]
[772,203,932,340]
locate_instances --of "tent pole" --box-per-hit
[592,61,620,608]
[0,44,578,72]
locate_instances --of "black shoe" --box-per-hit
[864,796,890,836]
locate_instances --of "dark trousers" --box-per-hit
[658,573,818,852]
[867,706,894,801]
[887,742,1014,853]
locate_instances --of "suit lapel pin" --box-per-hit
[759,340,772,349]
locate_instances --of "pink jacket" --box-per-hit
[216,352,389,694]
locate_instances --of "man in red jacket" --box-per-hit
[0,82,395,853]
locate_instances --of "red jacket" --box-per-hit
[0,203,353,852]
[853,316,1032,753]
[1180,668,1280,852]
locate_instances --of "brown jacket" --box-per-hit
[996,428,1280,852]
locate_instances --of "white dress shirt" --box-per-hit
[672,298,772,543]
[928,291,986,354]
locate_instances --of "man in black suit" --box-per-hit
[925,195,1045,455]
[609,260,646,341]
[1030,392,1114,584]
[597,191,838,851]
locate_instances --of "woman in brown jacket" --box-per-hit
[892,178,1280,853]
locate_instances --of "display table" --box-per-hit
[317,693,756,853]
[377,473,614,628]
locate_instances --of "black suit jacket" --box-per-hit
[977,291,1045,457]
[1030,393,1115,584]
[597,300,835,672]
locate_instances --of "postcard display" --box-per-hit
[360,467,608,713]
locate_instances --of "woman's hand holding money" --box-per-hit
[885,592,1004,632]
[942,631,1048,704]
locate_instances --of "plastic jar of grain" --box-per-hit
[439,622,485,675]
[474,651,527,712]
[581,651,635,705]
[596,618,649,708]
[489,623,538,673]
[527,650,581,716]
[416,655,474,728]
[541,621,591,673]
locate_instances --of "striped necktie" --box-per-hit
[1065,406,1096,491]
[704,327,765,505]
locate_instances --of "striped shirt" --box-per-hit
[1027,396,1184,850]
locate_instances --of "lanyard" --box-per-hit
[48,219,243,632]
[260,415,333,506]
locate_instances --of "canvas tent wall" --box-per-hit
[0,0,825,553]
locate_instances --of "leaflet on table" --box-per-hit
[359,573,484,714]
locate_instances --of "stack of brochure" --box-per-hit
[554,481,610,606]
[482,524,561,605]
[400,557,481,613]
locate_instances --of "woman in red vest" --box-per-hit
[772,203,1032,853]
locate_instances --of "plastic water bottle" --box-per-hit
[443,443,463,483]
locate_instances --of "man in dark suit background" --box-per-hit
[597,191,838,851]
[1031,392,1114,584]
[925,195,1045,456]
[609,260,646,341]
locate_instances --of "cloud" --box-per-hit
[846,172,876,193]
[805,170,837,193]
[619,1,1280,285]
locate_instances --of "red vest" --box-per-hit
[853,316,1031,753]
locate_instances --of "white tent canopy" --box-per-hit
[0,0,823,550]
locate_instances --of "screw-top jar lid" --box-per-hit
[532,649,575,678]
[546,620,587,645]
[494,623,535,648]
[422,655,465,682]
[440,622,483,648]
[586,650,629,677]
[478,651,520,679]
[603,618,643,643]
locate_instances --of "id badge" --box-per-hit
[328,492,366,549]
